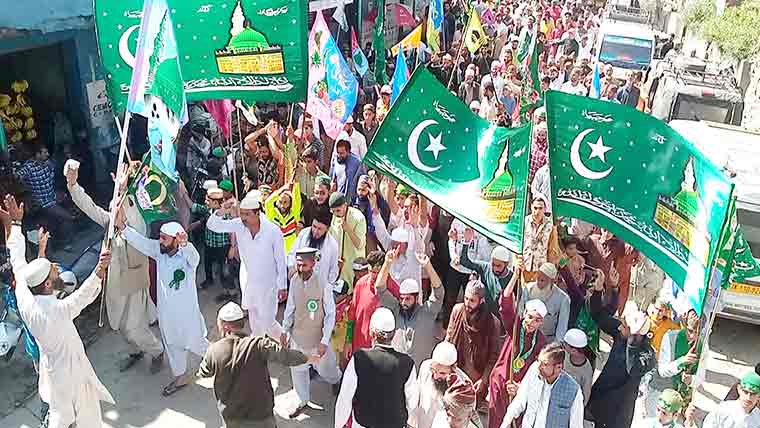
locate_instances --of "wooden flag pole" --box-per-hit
[447,12,471,90]
[229,113,239,200]
[236,106,248,189]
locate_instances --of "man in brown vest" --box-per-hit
[282,247,343,418]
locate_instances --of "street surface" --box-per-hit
[1,282,758,427]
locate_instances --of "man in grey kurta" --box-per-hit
[65,162,163,372]
[517,262,570,343]
[375,249,444,368]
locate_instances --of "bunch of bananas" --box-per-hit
[1,80,37,143]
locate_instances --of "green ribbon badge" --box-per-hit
[168,269,186,290]
[306,299,319,313]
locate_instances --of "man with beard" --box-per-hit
[375,249,444,368]
[700,371,760,428]
[282,248,343,417]
[245,121,284,189]
[501,342,584,428]
[445,280,500,410]
[263,180,302,253]
[118,217,209,396]
[329,192,367,290]
[334,116,367,160]
[302,175,332,229]
[459,227,513,314]
[586,277,655,428]
[288,211,339,285]
[355,174,391,252]
[208,191,288,337]
[330,139,364,202]
[516,262,570,343]
[415,342,475,428]
[374,193,427,288]
[4,197,115,428]
[344,250,401,360]
[489,267,547,428]
[335,307,418,428]
[458,69,481,106]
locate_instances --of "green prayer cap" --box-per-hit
[396,183,411,196]
[315,175,331,188]
[657,389,684,413]
[219,179,234,192]
[741,371,760,394]
[212,147,226,158]
[329,192,347,208]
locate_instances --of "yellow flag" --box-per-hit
[464,10,488,54]
[391,25,423,56]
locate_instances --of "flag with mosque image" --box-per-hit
[306,11,359,139]
[364,68,533,253]
[94,0,309,112]
[464,8,488,54]
[127,0,188,181]
[545,91,734,314]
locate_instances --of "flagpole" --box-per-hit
[229,114,239,200]
[236,106,248,185]
[99,111,132,328]
[446,12,471,90]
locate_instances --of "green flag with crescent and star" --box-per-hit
[364,68,532,253]
[128,154,178,225]
[546,91,734,314]
[95,0,308,113]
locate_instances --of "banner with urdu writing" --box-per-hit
[545,91,734,314]
[95,0,308,112]
[364,68,532,253]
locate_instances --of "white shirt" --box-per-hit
[8,226,114,421]
[207,213,287,334]
[531,165,552,212]
[560,80,587,96]
[502,362,584,428]
[703,400,760,428]
[287,228,340,285]
[335,347,419,428]
[373,211,425,285]
[414,360,473,428]
[448,219,492,274]
[336,129,368,160]
[123,227,208,354]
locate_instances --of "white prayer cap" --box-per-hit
[623,302,651,335]
[399,279,420,294]
[563,328,588,348]
[370,307,396,332]
[159,222,184,237]
[20,258,52,288]
[207,188,224,199]
[217,302,245,322]
[381,85,392,94]
[538,262,558,280]
[432,341,458,366]
[203,180,218,190]
[491,246,511,262]
[240,193,261,210]
[469,100,481,110]
[59,270,77,286]
[391,227,409,243]
[525,299,548,318]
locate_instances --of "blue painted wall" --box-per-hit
[0,0,93,33]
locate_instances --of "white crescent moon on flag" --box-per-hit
[119,25,140,69]
[408,120,441,173]
[570,128,613,180]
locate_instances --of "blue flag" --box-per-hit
[590,62,602,99]
[390,48,410,103]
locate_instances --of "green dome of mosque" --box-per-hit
[229,27,271,51]
[674,190,701,221]
[146,57,184,116]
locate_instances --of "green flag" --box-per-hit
[717,203,760,286]
[95,0,309,113]
[364,68,532,253]
[0,121,7,152]
[373,0,388,85]
[546,91,734,314]
[129,156,178,225]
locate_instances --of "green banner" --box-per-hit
[128,155,178,225]
[546,91,734,314]
[95,0,308,113]
[718,202,760,286]
[364,68,532,253]
[0,121,7,152]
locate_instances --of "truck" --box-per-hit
[596,6,657,81]
[669,120,760,324]
[648,55,744,125]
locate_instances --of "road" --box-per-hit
[2,286,758,428]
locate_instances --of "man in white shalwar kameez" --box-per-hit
[118,215,208,396]
[207,191,287,338]
[3,195,115,428]
[65,161,163,372]
[414,342,474,428]
[699,371,760,428]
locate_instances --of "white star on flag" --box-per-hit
[587,136,612,162]
[425,133,446,159]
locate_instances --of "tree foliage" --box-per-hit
[688,0,760,60]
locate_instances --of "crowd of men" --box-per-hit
[2,0,759,426]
